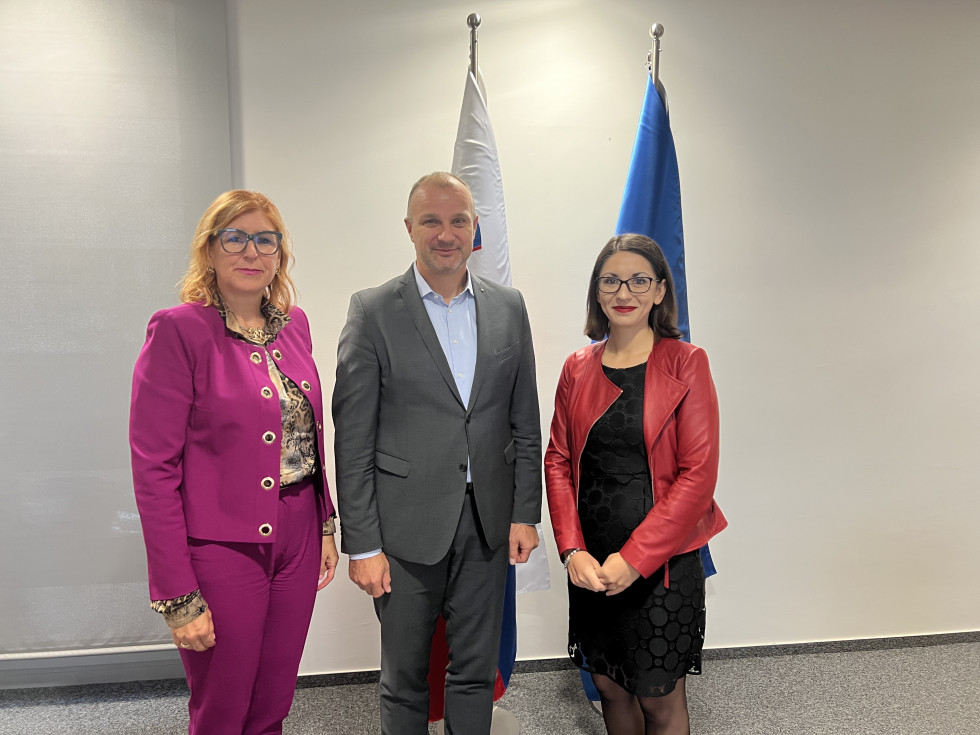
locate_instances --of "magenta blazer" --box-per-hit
[130,301,335,601]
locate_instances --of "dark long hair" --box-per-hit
[584,234,682,342]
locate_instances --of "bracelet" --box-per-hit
[322,515,336,536]
[562,548,583,571]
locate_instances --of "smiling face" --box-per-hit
[404,179,477,283]
[208,209,280,306]
[596,250,667,335]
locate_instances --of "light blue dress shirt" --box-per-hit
[412,264,478,420]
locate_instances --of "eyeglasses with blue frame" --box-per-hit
[212,228,282,255]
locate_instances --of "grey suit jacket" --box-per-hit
[332,265,542,565]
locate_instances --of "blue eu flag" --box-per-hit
[615,77,690,342]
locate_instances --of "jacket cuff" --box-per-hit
[620,540,658,579]
[151,590,208,629]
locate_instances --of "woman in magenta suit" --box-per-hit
[130,190,337,734]
[546,234,726,735]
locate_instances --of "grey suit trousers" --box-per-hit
[374,491,508,735]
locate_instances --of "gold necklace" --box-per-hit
[240,324,268,342]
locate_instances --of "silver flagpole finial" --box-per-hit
[649,23,664,87]
[468,13,481,75]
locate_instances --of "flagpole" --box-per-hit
[468,12,481,75]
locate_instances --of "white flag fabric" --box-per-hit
[452,68,512,286]
[451,66,550,594]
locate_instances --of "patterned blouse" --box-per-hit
[151,299,330,628]
[220,301,319,486]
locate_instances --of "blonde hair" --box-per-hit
[178,190,297,312]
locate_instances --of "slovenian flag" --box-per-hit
[452,66,510,285]
[426,64,549,724]
[453,65,551,596]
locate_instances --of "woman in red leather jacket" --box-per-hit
[545,234,726,735]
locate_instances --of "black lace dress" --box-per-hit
[568,362,705,697]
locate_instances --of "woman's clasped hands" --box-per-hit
[567,550,641,596]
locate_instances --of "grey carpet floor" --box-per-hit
[2,641,978,734]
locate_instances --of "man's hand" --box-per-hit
[508,523,539,564]
[349,553,392,598]
[596,552,641,596]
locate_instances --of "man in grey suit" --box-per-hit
[332,172,542,735]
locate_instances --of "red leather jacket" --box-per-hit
[545,338,727,580]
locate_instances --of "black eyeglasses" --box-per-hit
[595,276,660,294]
[213,228,282,255]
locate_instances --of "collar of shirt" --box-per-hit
[412,263,474,306]
[214,297,290,344]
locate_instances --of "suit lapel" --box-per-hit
[467,276,493,413]
[396,267,465,407]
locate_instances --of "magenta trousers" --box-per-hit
[178,477,322,735]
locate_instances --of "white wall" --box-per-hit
[0,0,232,657]
[228,0,980,674]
